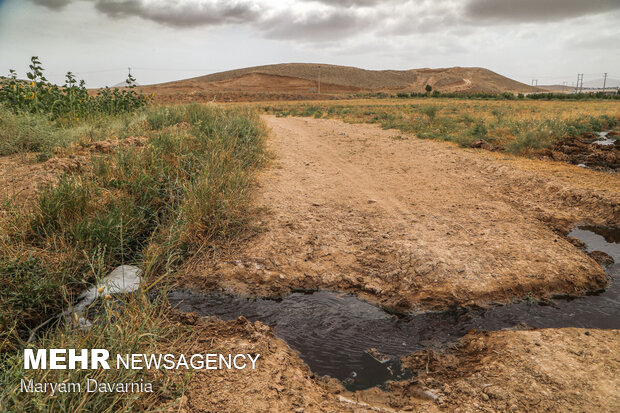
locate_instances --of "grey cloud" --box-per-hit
[93,0,260,27]
[27,0,620,41]
[29,0,74,9]
[28,0,262,27]
[375,1,461,36]
[298,0,392,6]
[260,9,371,42]
[465,0,620,23]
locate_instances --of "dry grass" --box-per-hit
[0,103,268,412]
[260,98,620,155]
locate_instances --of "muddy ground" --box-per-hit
[172,116,620,412]
[183,116,619,311]
[538,131,620,171]
[3,114,618,411]
[169,315,619,413]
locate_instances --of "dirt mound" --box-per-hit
[397,328,620,412]
[169,313,361,412]
[537,132,620,171]
[137,64,538,100]
[84,135,148,153]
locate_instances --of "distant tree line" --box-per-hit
[358,90,620,101]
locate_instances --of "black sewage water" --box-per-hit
[168,226,620,391]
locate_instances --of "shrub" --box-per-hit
[419,105,439,121]
[0,56,149,121]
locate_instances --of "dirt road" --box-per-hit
[178,116,620,412]
[185,116,619,311]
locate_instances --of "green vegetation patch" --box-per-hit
[0,104,268,411]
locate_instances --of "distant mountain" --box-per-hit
[136,63,538,97]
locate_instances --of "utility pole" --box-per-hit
[562,81,567,93]
[535,79,538,87]
[318,65,321,94]
[575,74,579,93]
[603,72,608,92]
[575,74,584,93]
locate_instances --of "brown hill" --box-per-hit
[137,63,538,102]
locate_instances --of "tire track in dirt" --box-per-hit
[183,116,618,311]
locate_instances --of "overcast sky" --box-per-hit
[1,0,619,88]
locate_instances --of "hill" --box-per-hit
[136,63,539,102]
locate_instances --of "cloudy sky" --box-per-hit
[1,0,619,88]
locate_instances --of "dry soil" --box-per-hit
[183,116,620,311]
[171,116,620,412]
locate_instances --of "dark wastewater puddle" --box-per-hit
[169,226,620,391]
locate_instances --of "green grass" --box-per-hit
[1,294,193,412]
[0,106,152,157]
[0,103,268,411]
[0,108,69,156]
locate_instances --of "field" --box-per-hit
[260,98,620,158]
[1,80,619,411]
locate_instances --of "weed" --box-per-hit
[0,104,267,352]
[419,105,439,122]
[0,293,193,412]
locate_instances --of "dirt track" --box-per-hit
[177,116,620,412]
[184,116,620,311]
